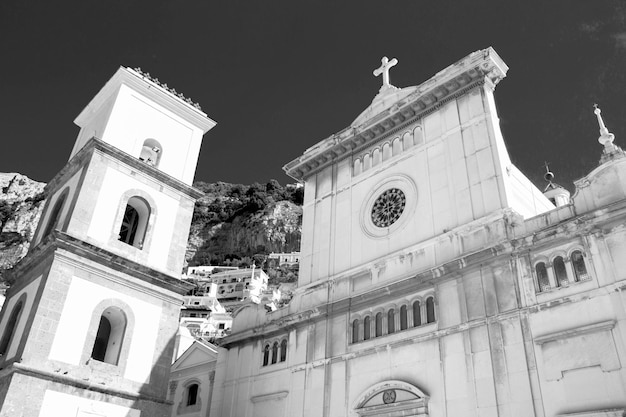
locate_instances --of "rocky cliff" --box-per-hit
[0,173,46,280]
[186,180,303,267]
[0,174,302,282]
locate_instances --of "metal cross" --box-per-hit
[373,56,398,88]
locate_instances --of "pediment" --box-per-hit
[171,340,217,371]
[351,85,419,128]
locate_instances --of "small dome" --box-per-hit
[543,181,570,207]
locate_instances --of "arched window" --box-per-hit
[400,306,408,330]
[138,138,162,167]
[363,316,371,340]
[375,313,383,337]
[271,341,278,364]
[91,307,126,365]
[280,339,287,362]
[553,256,568,287]
[262,344,270,366]
[571,251,588,282]
[387,309,395,334]
[413,301,422,327]
[352,319,359,343]
[426,297,435,324]
[186,383,199,406]
[0,301,23,356]
[43,192,67,238]
[535,262,549,292]
[118,196,150,249]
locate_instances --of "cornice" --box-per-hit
[74,66,216,134]
[219,241,513,348]
[510,198,626,254]
[7,362,171,405]
[8,231,194,297]
[283,47,508,181]
[46,137,204,200]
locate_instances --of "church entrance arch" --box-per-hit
[352,380,429,416]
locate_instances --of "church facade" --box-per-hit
[211,48,626,416]
[0,68,214,416]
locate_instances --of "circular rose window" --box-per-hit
[371,188,406,228]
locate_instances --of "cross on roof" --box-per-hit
[373,56,398,88]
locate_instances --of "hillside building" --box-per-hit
[210,267,268,306]
[186,265,238,280]
[267,252,301,268]
[179,295,232,341]
[211,48,626,417]
[0,67,214,416]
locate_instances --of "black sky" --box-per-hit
[1,1,625,191]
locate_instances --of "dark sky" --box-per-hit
[2,1,625,191]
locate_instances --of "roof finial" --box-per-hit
[593,103,615,147]
[593,103,625,164]
[543,161,554,183]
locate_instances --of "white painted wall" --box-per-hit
[84,166,180,274]
[39,390,139,417]
[74,84,204,185]
[299,86,553,285]
[48,276,161,383]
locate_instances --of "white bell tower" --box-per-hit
[0,67,214,417]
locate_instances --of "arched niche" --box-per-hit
[363,154,372,171]
[352,380,429,416]
[372,148,381,166]
[392,137,403,156]
[382,143,391,161]
[353,158,362,176]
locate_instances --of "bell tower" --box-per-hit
[0,67,215,416]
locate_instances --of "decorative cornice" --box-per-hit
[534,319,616,345]
[8,362,172,405]
[132,67,202,110]
[250,391,289,403]
[219,240,512,348]
[283,47,508,181]
[75,67,216,134]
[46,137,204,200]
[7,231,194,297]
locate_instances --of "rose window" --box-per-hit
[371,188,406,227]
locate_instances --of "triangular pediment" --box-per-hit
[352,85,419,128]
[171,340,218,372]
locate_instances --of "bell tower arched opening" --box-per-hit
[118,196,150,249]
[138,138,163,168]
